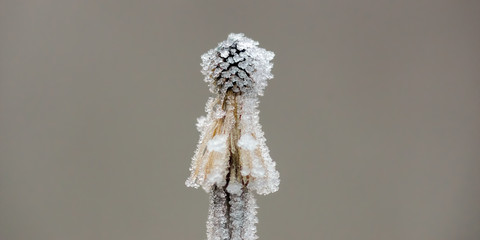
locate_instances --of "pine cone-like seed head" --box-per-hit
[201,33,274,96]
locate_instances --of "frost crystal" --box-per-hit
[187,33,279,240]
[238,134,258,151]
[207,134,228,153]
[201,33,275,96]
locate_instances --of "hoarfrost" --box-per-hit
[207,187,229,240]
[187,33,278,240]
[207,134,228,153]
[226,180,243,195]
[196,116,207,132]
[238,134,258,151]
[200,33,274,96]
[207,187,259,240]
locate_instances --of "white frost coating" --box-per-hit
[206,187,259,240]
[187,34,279,194]
[196,116,207,132]
[229,188,259,240]
[207,134,228,153]
[205,168,224,188]
[226,180,243,195]
[250,158,266,178]
[243,191,259,240]
[238,94,280,195]
[240,166,251,177]
[238,134,258,151]
[201,33,274,96]
[229,191,245,240]
[206,187,229,240]
[186,95,234,191]
[187,33,278,240]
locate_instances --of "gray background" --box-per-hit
[1,1,479,240]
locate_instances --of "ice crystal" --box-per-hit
[201,33,274,96]
[207,134,229,153]
[186,33,279,240]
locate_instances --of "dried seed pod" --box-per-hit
[186,33,279,240]
[200,33,275,96]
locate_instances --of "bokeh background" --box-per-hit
[1,1,479,240]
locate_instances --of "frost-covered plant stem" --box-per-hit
[207,185,258,240]
[186,33,279,240]
[204,91,259,240]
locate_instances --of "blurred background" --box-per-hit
[1,1,479,240]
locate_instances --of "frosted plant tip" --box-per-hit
[201,33,275,96]
[186,33,279,240]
